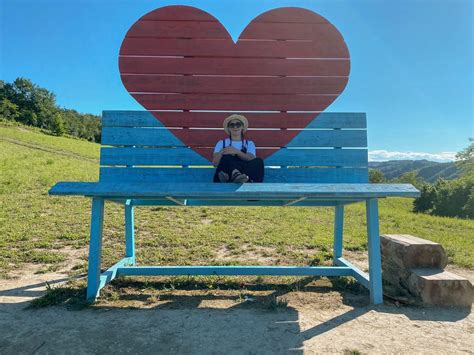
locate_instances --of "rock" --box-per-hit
[407,268,473,307]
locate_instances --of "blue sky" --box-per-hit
[1,0,472,161]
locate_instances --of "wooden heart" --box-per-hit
[119,6,350,160]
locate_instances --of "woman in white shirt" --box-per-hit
[212,114,264,183]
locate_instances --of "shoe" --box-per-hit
[231,169,249,183]
[218,171,229,182]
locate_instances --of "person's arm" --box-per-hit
[213,146,254,166]
[212,149,224,167]
[233,148,255,161]
[237,141,256,161]
[212,140,226,167]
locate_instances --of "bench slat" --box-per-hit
[240,22,348,42]
[101,127,367,148]
[129,93,342,111]
[139,6,328,24]
[102,111,367,129]
[49,182,421,198]
[120,37,348,58]
[125,20,229,39]
[99,167,369,183]
[125,20,348,43]
[122,75,348,95]
[252,7,328,23]
[120,57,349,77]
[100,147,368,167]
[128,199,362,207]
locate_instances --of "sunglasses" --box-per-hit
[227,121,243,128]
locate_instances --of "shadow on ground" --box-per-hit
[0,276,471,354]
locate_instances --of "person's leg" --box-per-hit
[241,158,264,182]
[214,155,245,182]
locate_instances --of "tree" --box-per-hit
[455,143,474,176]
[51,112,65,136]
[17,110,38,126]
[0,98,19,120]
[369,169,385,183]
[0,77,101,141]
[462,192,474,218]
[413,183,436,213]
[431,177,474,218]
[393,171,422,189]
[1,77,58,130]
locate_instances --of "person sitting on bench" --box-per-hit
[212,114,264,183]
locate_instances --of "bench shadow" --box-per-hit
[0,277,71,298]
[0,276,471,354]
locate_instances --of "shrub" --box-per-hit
[432,177,474,218]
[414,176,474,219]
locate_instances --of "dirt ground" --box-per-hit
[0,262,472,355]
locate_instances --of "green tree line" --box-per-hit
[369,143,474,219]
[0,77,101,142]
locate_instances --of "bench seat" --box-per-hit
[50,182,419,200]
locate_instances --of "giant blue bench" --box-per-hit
[49,110,420,304]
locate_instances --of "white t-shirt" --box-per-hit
[213,138,256,156]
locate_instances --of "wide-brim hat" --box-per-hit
[223,114,248,134]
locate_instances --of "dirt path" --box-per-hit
[0,269,472,354]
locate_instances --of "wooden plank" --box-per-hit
[102,111,367,129]
[119,57,350,76]
[130,93,339,111]
[101,127,367,147]
[366,199,383,304]
[100,147,210,166]
[140,5,215,22]
[117,265,353,277]
[100,147,368,167]
[125,20,230,39]
[48,182,421,198]
[86,198,104,301]
[119,37,349,58]
[121,75,348,95]
[266,149,368,166]
[252,7,329,24]
[101,127,182,146]
[240,22,348,43]
[287,130,367,147]
[140,6,328,24]
[99,167,369,184]
[129,199,360,207]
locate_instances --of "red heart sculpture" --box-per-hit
[119,6,350,160]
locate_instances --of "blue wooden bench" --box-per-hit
[49,5,420,304]
[49,110,419,304]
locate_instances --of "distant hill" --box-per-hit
[369,160,459,183]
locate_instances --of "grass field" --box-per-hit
[1,122,473,281]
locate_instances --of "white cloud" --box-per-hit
[369,150,456,163]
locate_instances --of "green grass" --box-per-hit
[1,122,473,280]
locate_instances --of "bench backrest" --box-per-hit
[100,6,368,184]
[99,111,368,183]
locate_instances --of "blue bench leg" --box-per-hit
[366,198,383,305]
[86,198,105,301]
[125,200,136,264]
[333,205,344,263]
